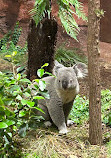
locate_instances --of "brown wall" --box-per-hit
[0,0,111,45]
[100,0,111,43]
[0,0,34,45]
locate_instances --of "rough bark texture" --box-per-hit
[87,0,102,145]
[27,19,58,80]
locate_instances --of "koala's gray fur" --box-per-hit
[31,61,87,134]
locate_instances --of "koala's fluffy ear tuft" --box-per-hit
[73,62,88,79]
[53,60,64,76]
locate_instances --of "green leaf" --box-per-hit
[21,99,35,108]
[40,91,50,99]
[12,51,17,56]
[21,99,27,105]
[17,73,21,80]
[4,120,15,126]
[17,66,25,73]
[8,79,16,86]
[27,101,35,108]
[33,96,45,100]
[0,97,4,106]
[24,92,31,98]
[19,110,27,117]
[20,78,31,84]
[33,106,45,114]
[5,55,12,58]
[34,79,40,83]
[39,80,46,91]
[37,69,44,78]
[16,95,22,100]
[19,123,28,137]
[0,122,8,129]
[45,72,55,77]
[41,63,49,68]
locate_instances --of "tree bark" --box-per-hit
[27,18,58,80]
[87,0,102,145]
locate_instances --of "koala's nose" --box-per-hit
[62,80,68,89]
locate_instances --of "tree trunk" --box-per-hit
[87,0,102,145]
[27,18,58,80]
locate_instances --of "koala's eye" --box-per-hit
[69,79,73,83]
[58,80,60,83]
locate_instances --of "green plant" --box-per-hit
[70,95,89,124]
[0,52,50,157]
[55,46,88,66]
[11,22,22,46]
[0,22,22,49]
[101,89,111,126]
[0,31,12,50]
[106,141,111,158]
[70,89,111,125]
[0,22,27,70]
[30,0,87,40]
[0,41,27,68]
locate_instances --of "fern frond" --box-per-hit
[30,0,87,40]
[57,0,87,40]
[29,0,51,26]
[68,0,88,21]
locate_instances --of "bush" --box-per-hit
[0,51,50,157]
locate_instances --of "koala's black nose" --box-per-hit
[62,80,68,89]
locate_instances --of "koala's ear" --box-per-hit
[73,62,88,79]
[53,60,64,76]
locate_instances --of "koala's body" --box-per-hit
[32,61,87,134]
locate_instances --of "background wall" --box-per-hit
[0,0,110,44]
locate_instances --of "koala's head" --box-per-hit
[53,61,88,91]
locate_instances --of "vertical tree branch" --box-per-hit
[87,0,102,145]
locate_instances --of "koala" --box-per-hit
[31,61,87,134]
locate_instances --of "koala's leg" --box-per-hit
[63,101,74,126]
[36,99,51,121]
[44,121,52,127]
[47,99,68,134]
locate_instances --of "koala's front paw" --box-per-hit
[44,121,52,128]
[58,123,68,134]
[67,120,74,127]
[59,128,68,134]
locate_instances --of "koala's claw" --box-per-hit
[44,121,52,128]
[67,120,74,127]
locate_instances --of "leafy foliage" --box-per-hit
[70,89,111,125]
[101,89,111,126]
[55,46,88,66]
[30,0,51,25]
[0,22,27,70]
[30,0,87,40]
[0,41,27,68]
[0,51,50,157]
[70,95,89,124]
[0,31,12,50]
[0,22,22,49]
